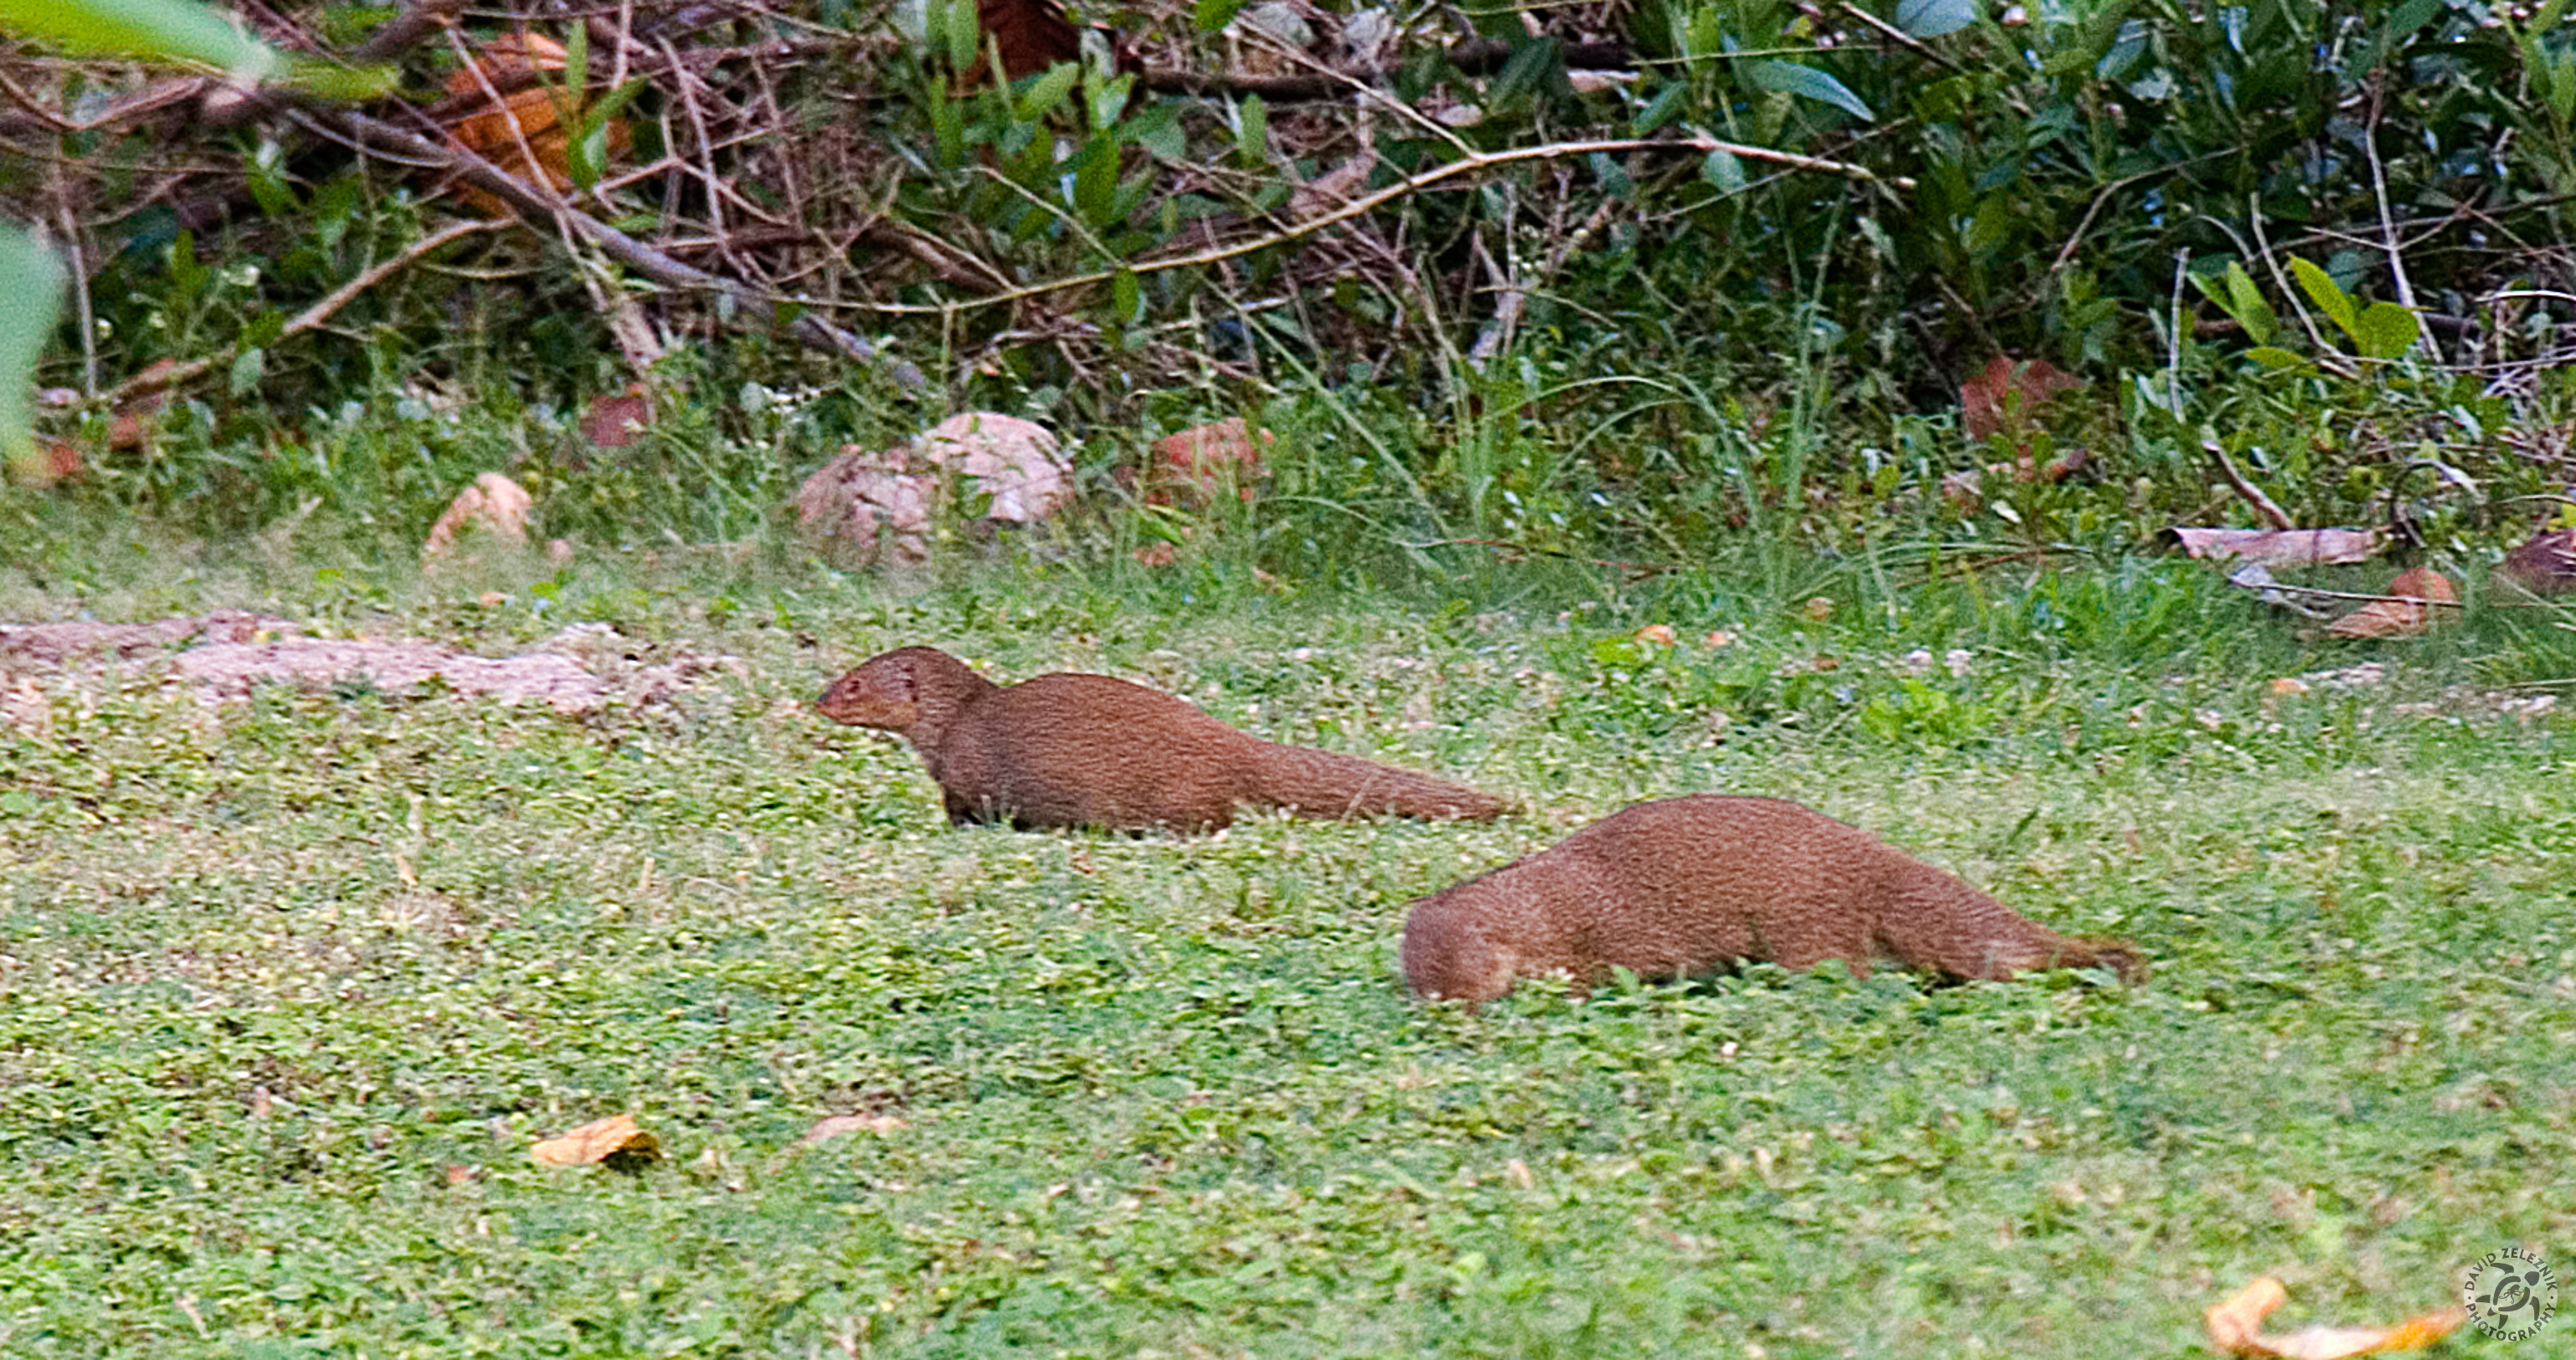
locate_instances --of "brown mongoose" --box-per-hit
[1401,795,2146,1004]
[814,646,1509,832]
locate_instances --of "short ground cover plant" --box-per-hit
[0,546,2569,1357]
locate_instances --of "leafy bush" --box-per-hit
[5,0,2576,564]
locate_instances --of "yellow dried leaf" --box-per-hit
[1633,624,1677,646]
[530,1113,661,1167]
[1802,596,1835,622]
[799,1112,910,1146]
[2327,566,2459,640]
[2205,1275,2466,1359]
[423,472,533,561]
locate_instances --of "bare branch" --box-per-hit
[100,218,509,409]
[2203,437,2297,533]
[308,106,925,386]
[844,135,1909,315]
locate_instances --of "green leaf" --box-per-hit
[2093,18,2147,80]
[1087,70,1133,128]
[587,75,650,133]
[0,227,66,469]
[1700,146,1746,193]
[1743,60,1873,121]
[1632,79,1687,136]
[2289,257,2357,342]
[945,0,979,72]
[2383,0,2440,41]
[1895,0,1977,39]
[289,62,398,100]
[1127,101,1185,159]
[240,309,285,349]
[1191,0,1246,33]
[229,346,265,397]
[2245,346,2311,371]
[0,0,276,77]
[1111,269,1140,322]
[1016,60,1080,122]
[2220,261,2278,345]
[929,76,964,167]
[2352,301,2419,360]
[1236,95,1268,167]
[1072,137,1118,226]
[1589,152,1632,200]
[1683,8,1725,59]
[563,20,589,100]
[1489,39,1568,106]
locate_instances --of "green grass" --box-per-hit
[1,540,2571,1357]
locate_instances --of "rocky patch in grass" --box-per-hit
[1,613,742,714]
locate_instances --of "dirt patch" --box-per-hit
[2,614,743,713]
[0,610,292,667]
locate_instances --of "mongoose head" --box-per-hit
[814,647,954,730]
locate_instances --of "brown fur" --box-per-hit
[815,646,1509,832]
[1401,796,2146,1004]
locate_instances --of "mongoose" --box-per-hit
[815,646,1509,832]
[1401,795,2146,1004]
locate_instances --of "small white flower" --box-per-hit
[1902,648,1934,675]
[1944,648,1973,677]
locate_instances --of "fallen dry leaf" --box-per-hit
[531,1113,661,1167]
[1961,354,2081,443]
[439,33,630,217]
[2327,565,2459,640]
[1132,541,1178,568]
[1704,630,1736,648]
[1802,597,1835,622]
[3,441,82,488]
[1144,417,1272,506]
[422,472,533,560]
[580,384,653,449]
[798,1113,909,1147]
[2496,526,2576,596]
[2204,1275,2465,1359]
[967,0,1081,84]
[1633,624,1677,646]
[2166,528,2382,567]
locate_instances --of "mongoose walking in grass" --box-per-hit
[815,646,1509,832]
[1401,795,2146,1004]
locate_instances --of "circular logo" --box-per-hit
[2463,1245,2558,1341]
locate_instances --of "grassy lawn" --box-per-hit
[0,549,2569,1357]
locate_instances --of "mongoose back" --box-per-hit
[1401,795,2145,1004]
[815,646,1508,832]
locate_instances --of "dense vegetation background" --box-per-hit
[4,0,2575,571]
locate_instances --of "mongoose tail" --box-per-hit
[1246,744,1509,822]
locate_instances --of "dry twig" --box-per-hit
[100,217,509,408]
